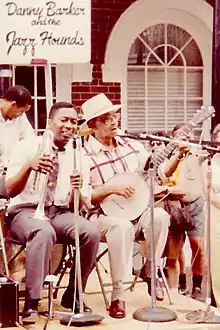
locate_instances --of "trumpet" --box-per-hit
[31,143,42,193]
[0,146,4,176]
[31,129,54,221]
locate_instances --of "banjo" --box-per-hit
[100,106,215,221]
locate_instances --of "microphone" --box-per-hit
[119,130,149,140]
[81,136,85,148]
[124,130,147,137]
[144,156,152,171]
[72,136,77,149]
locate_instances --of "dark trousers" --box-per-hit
[7,204,100,301]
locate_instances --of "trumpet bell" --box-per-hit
[31,209,50,221]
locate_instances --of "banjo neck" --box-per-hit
[152,121,203,172]
[151,105,216,171]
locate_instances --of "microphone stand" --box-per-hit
[185,146,220,324]
[133,150,177,322]
[56,135,104,327]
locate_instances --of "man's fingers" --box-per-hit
[38,158,53,172]
[123,187,135,198]
[127,186,135,194]
[71,176,83,189]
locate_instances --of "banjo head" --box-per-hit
[101,172,150,221]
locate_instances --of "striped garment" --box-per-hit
[84,135,150,218]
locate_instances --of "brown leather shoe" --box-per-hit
[109,299,126,319]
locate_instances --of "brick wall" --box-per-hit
[91,0,136,64]
[72,65,121,112]
[71,0,135,110]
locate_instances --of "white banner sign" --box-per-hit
[0,0,91,64]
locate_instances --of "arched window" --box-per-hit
[127,23,203,135]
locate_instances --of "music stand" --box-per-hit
[133,156,177,322]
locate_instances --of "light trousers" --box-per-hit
[92,207,170,300]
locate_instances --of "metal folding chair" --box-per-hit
[93,241,173,310]
[0,199,10,277]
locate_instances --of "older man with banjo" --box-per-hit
[80,93,172,319]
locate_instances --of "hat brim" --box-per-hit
[77,126,94,137]
[80,103,121,131]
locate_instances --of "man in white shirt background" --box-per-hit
[0,85,34,197]
[5,102,100,322]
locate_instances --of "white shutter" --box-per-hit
[146,68,165,132]
[186,69,203,138]
[186,69,203,118]
[127,67,145,132]
[167,69,185,131]
[127,66,203,134]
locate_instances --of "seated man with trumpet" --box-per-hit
[5,102,100,322]
[80,93,170,319]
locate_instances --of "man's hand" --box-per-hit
[175,136,190,157]
[70,171,83,190]
[29,155,53,174]
[178,144,190,156]
[91,184,135,205]
[112,186,135,199]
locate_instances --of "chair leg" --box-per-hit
[7,246,25,269]
[0,223,9,276]
[159,265,173,305]
[94,261,109,311]
[48,281,54,319]
[53,264,68,299]
[43,275,58,330]
[125,269,141,292]
[98,260,109,274]
[42,283,53,330]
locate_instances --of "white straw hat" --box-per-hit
[80,93,121,131]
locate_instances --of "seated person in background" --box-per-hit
[5,102,100,322]
[0,85,34,197]
[80,93,170,319]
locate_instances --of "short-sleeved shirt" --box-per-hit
[6,136,91,208]
[0,111,35,167]
[160,152,203,203]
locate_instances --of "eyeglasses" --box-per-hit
[99,112,121,125]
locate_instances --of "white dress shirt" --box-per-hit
[6,136,92,208]
[0,111,35,168]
